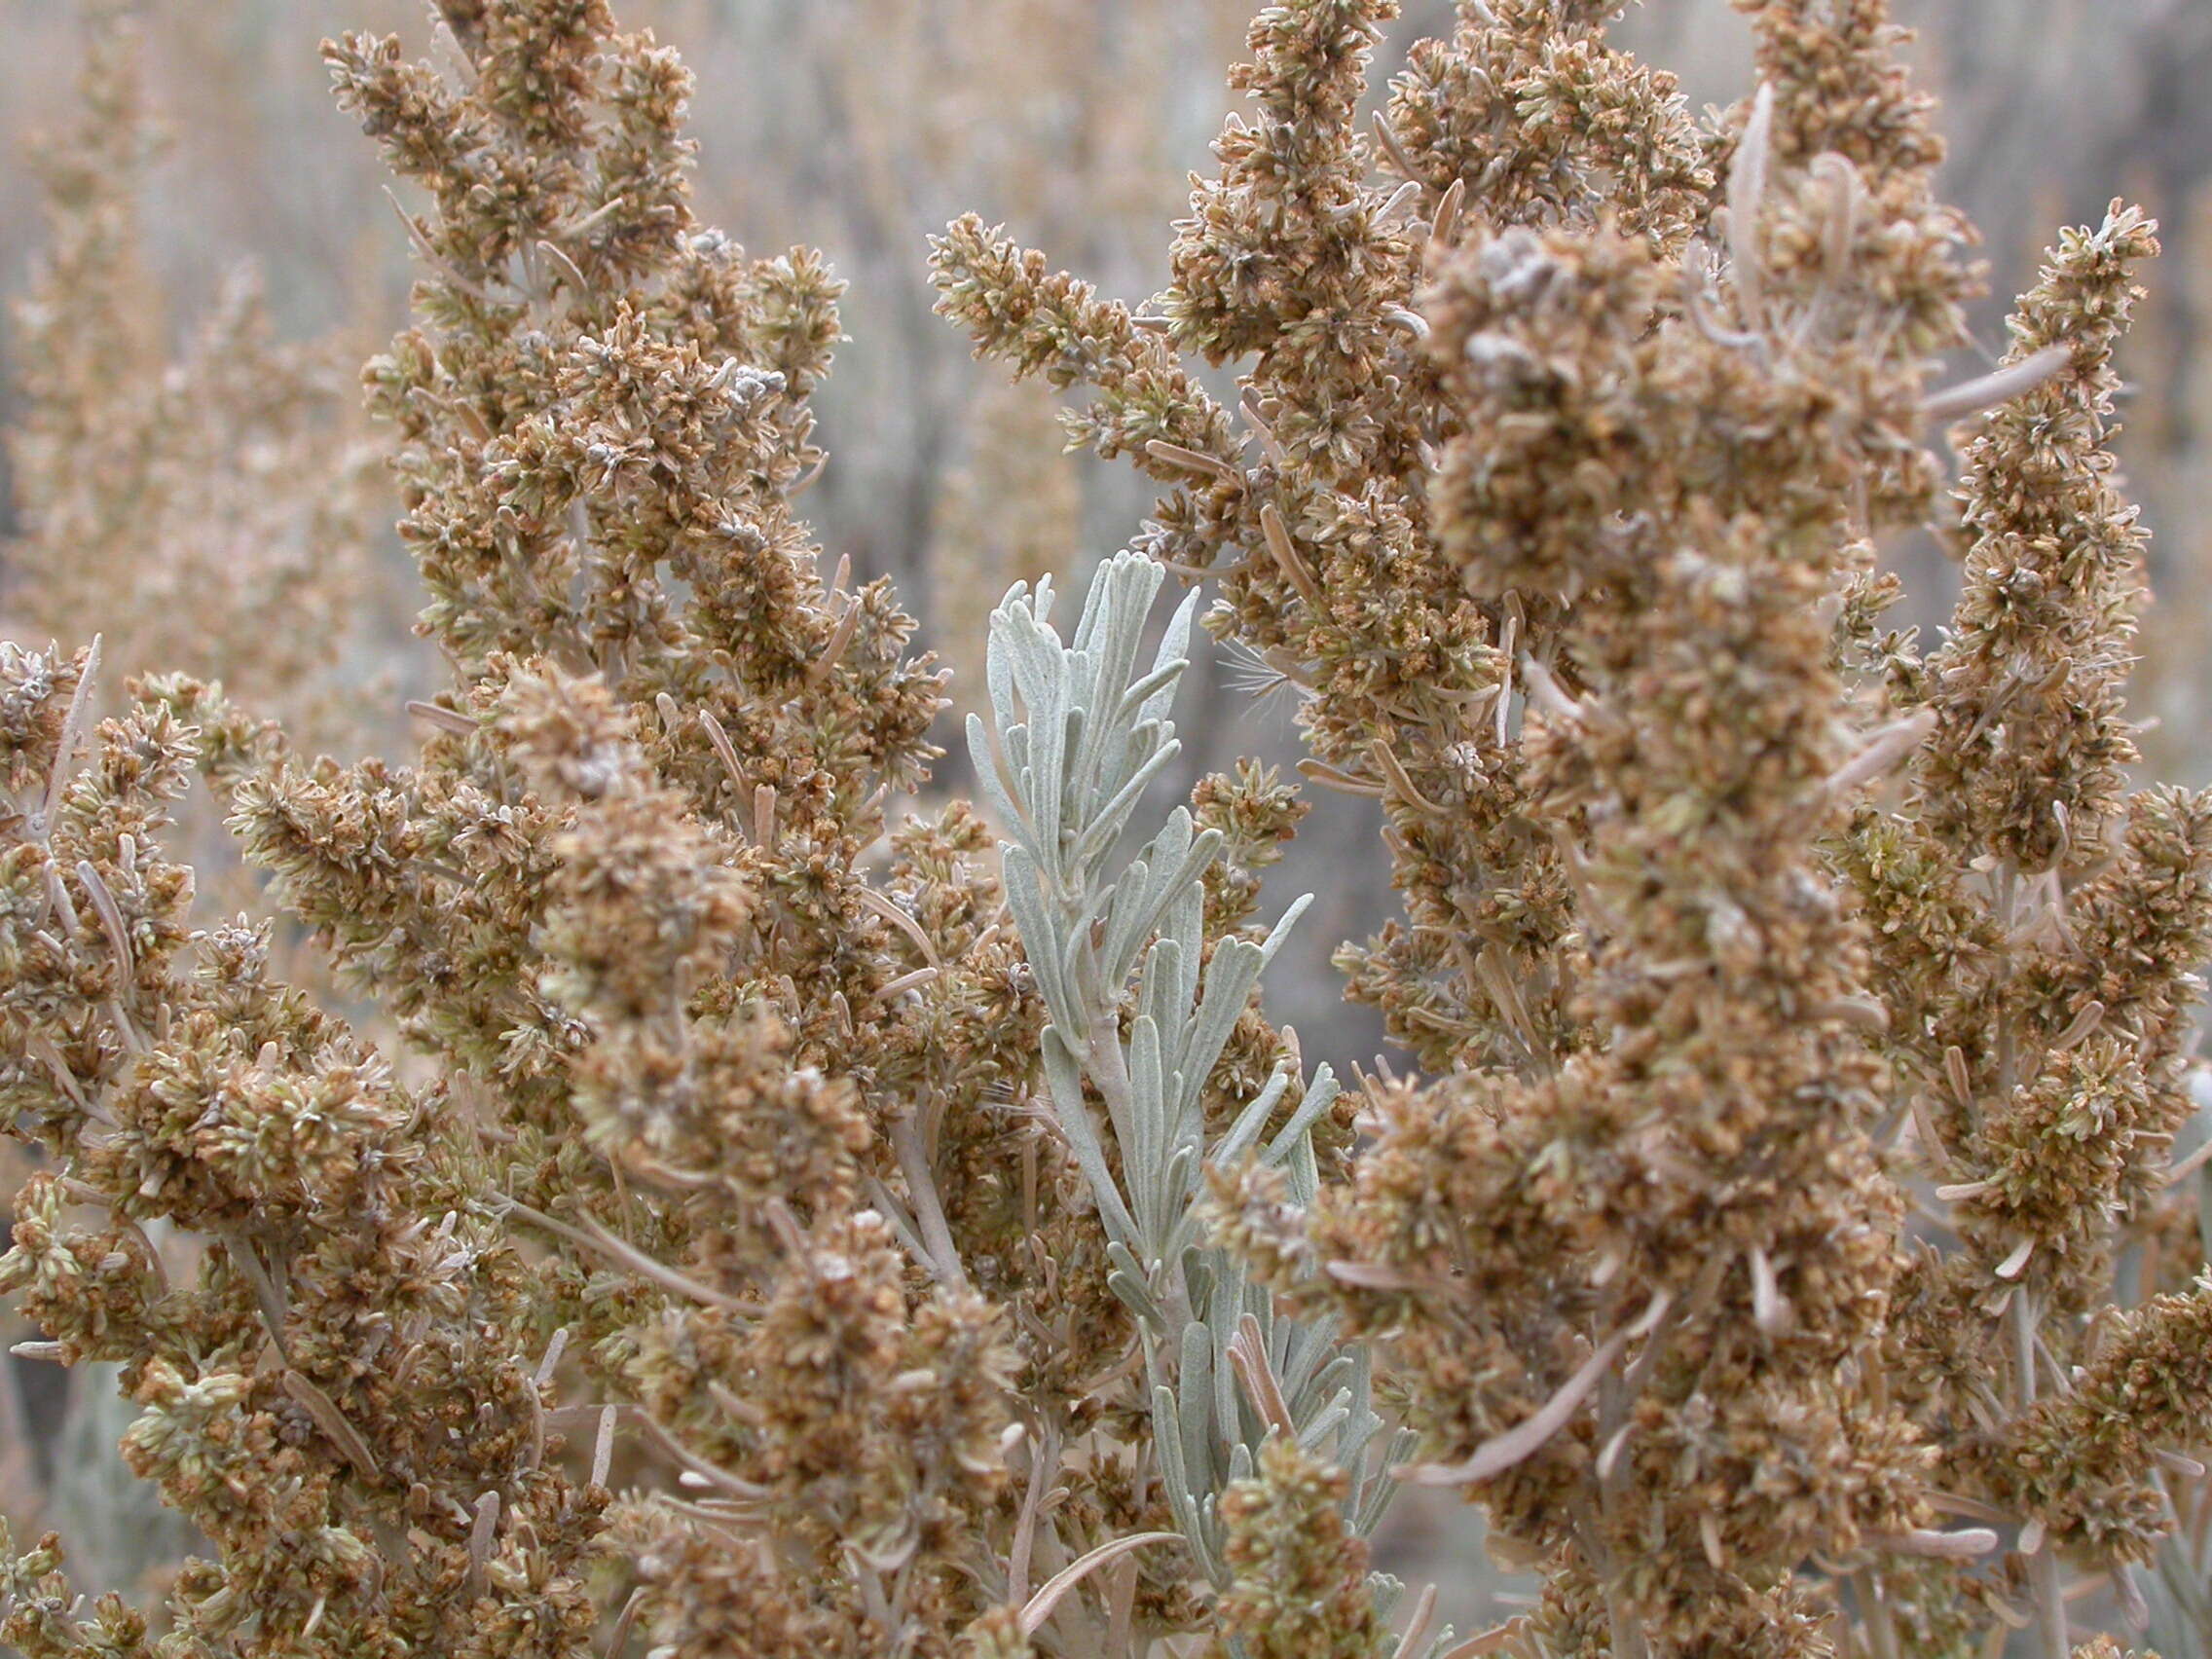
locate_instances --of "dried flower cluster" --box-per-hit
[4,2,2210,1658]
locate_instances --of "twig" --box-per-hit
[499,1198,756,1313]
[1867,1528,1999,1560]
[1430,177,1465,252]
[41,635,100,837]
[1261,503,1325,608]
[406,698,478,736]
[635,1409,766,1499]
[604,1587,646,1659]
[1726,84,1774,330]
[465,1490,500,1597]
[1008,1418,1062,1605]
[1371,111,1419,182]
[1398,1325,1631,1487]
[888,1114,969,1290]
[1144,438,1240,484]
[1922,345,2072,424]
[1391,1582,1441,1659]
[855,886,940,968]
[282,1371,382,1481]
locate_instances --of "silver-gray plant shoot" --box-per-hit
[971,551,1419,1611]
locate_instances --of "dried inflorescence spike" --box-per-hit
[8,2,1043,1653]
[1384,0,1714,257]
[1917,204,2162,873]
[1209,1435,1385,1659]
[936,2,2212,1649]
[1188,1,2027,1646]
[1836,203,2212,1652]
[0,1519,157,1659]
[1168,0,1407,379]
[0,654,607,1657]
[1997,1274,2212,1563]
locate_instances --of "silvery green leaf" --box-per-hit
[1146,797,1197,865]
[1001,629,1062,714]
[1369,1574,1405,1629]
[1113,717,1166,806]
[1128,1013,1166,1241]
[1108,1264,1166,1326]
[1337,1342,1381,1510]
[1075,551,1151,661]
[1071,561,1161,793]
[1160,1142,1199,1227]
[1206,1244,1242,1333]
[1024,652,1070,873]
[1281,1324,1348,1405]
[1002,847,1074,1030]
[1175,936,1266,1126]
[1297,1395,1350,1451]
[1057,917,1097,1033]
[1067,564,1108,655]
[1208,1290,1244,1456]
[1137,935,1182,1040]
[1287,1122,1321,1207]
[1012,761,1040,848]
[1069,734,1184,872]
[1043,1028,1138,1249]
[1113,657,1185,732]
[1337,1343,1384,1474]
[985,596,1022,731]
[1057,698,1086,823]
[1216,1065,1296,1168]
[1115,800,1202,941]
[1160,1204,1208,1268]
[1256,890,1314,966]
[1142,588,1202,730]
[1357,1428,1421,1535]
[1163,870,1204,1014]
[2157,1544,2211,1615]
[1261,1063,1342,1169]
[966,713,1032,848]
[1183,1251,1214,1316]
[1151,1383,1223,1584]
[1226,1439,1253,1487]
[1179,1320,1219,1490]
[1094,846,1161,994]
[1107,1239,1161,1310]
[1102,821,1224,991]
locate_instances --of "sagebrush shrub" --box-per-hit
[4,3,2210,1658]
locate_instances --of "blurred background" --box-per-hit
[2,0,2209,1640]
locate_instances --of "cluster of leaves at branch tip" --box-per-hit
[970,549,1412,1622]
[2,0,2211,1656]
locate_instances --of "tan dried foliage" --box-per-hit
[1,3,2209,1659]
